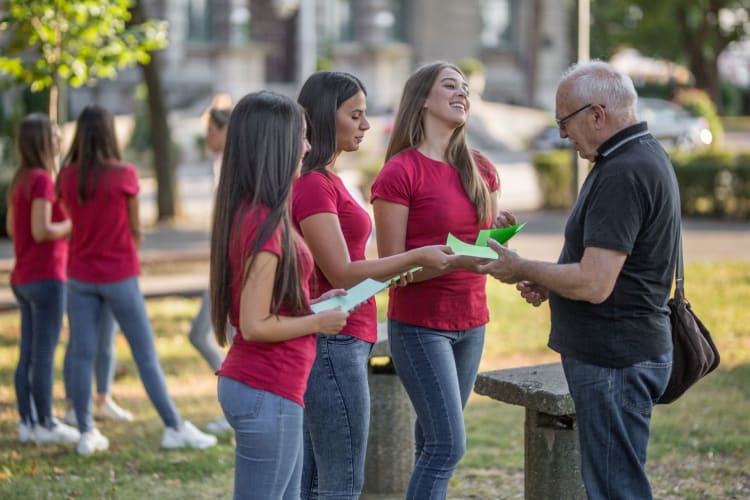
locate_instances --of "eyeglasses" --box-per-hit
[555,103,606,128]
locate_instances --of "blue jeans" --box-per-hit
[188,290,225,372]
[301,334,374,499]
[12,280,66,428]
[218,376,303,500]
[63,304,119,401]
[388,319,485,500]
[67,277,181,432]
[562,352,673,500]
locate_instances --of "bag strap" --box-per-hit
[675,225,685,296]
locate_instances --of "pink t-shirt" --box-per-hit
[370,148,500,331]
[292,171,376,343]
[217,204,316,407]
[57,162,141,283]
[9,169,68,285]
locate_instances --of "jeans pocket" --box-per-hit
[622,359,672,414]
[218,378,264,419]
[326,333,359,345]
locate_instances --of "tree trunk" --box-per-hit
[48,84,58,124]
[130,0,178,221]
[526,0,543,107]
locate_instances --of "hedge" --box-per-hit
[532,149,750,218]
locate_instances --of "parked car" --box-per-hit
[530,97,713,152]
[530,126,571,151]
[637,97,713,150]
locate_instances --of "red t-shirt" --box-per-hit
[57,162,141,283]
[292,171,377,343]
[217,204,316,407]
[9,169,69,285]
[370,148,500,331]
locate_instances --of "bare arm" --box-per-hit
[298,212,451,289]
[479,240,627,304]
[238,251,349,342]
[127,196,142,249]
[6,204,13,239]
[30,199,71,242]
[372,199,471,283]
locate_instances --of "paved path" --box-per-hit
[1,207,747,311]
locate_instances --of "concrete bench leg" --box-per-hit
[363,358,415,496]
[524,409,585,500]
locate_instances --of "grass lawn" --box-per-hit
[0,262,749,499]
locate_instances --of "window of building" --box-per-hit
[187,0,214,42]
[480,0,517,49]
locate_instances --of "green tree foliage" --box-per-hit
[591,1,749,109]
[0,0,167,122]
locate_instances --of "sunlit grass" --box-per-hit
[0,261,748,498]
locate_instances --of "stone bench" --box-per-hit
[474,363,585,500]
[363,323,415,497]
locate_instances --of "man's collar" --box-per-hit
[595,122,650,162]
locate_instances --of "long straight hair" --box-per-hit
[209,91,307,346]
[9,113,57,197]
[61,105,121,202]
[385,61,493,223]
[297,71,366,174]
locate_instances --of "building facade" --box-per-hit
[67,0,574,116]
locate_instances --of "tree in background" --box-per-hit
[591,0,749,111]
[129,0,177,221]
[0,0,167,123]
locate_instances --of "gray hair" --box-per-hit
[560,60,638,124]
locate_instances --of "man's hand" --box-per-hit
[477,239,523,283]
[517,280,548,307]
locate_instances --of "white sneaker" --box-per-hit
[161,420,217,450]
[18,422,35,443]
[95,397,133,421]
[204,416,232,434]
[36,419,80,444]
[64,407,77,426]
[77,428,109,456]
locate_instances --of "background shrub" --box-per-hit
[674,88,725,148]
[531,150,575,210]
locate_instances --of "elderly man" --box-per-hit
[481,60,680,499]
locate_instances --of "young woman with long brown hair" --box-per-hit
[7,113,79,445]
[210,91,349,499]
[370,61,516,498]
[58,105,217,455]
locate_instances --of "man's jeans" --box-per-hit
[218,376,303,500]
[301,334,373,499]
[388,319,485,500]
[67,277,181,432]
[562,352,673,500]
[12,280,65,428]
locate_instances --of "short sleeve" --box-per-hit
[370,158,412,207]
[121,164,140,197]
[474,152,500,193]
[292,172,338,225]
[583,170,644,254]
[238,206,283,261]
[29,171,55,202]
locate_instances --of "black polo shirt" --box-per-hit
[548,122,680,367]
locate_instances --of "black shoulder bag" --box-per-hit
[658,233,720,404]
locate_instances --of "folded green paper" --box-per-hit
[446,233,498,259]
[475,222,526,246]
